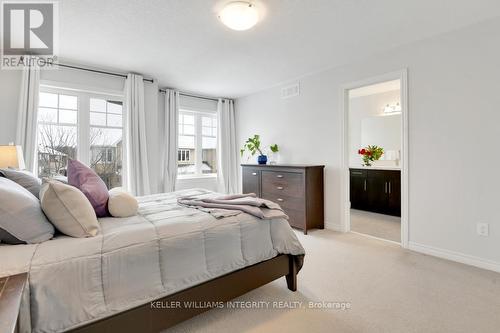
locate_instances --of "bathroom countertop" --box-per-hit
[349,165,401,171]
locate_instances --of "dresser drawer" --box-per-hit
[262,192,305,212]
[242,167,260,195]
[261,171,304,198]
[262,192,305,228]
[283,207,306,229]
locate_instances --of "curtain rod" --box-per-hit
[55,62,226,102]
[159,89,221,102]
[55,63,154,83]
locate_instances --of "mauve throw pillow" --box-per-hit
[67,159,109,217]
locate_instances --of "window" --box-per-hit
[37,92,78,178]
[178,110,217,177]
[178,113,195,175]
[37,87,124,189]
[89,98,124,189]
[107,149,113,163]
[201,115,217,174]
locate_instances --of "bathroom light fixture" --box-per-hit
[218,1,259,31]
[383,102,401,114]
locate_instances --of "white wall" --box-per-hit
[236,18,500,267]
[41,67,125,92]
[176,176,218,192]
[348,90,400,166]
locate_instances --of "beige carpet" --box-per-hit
[164,230,500,333]
[350,209,401,243]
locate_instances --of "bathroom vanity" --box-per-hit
[349,166,401,217]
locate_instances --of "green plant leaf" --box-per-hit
[241,134,264,156]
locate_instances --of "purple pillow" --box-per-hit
[67,159,109,217]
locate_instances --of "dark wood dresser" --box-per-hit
[241,164,324,234]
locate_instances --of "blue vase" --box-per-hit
[258,155,268,164]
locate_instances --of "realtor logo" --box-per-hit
[1,1,58,68]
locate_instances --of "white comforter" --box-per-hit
[0,189,305,333]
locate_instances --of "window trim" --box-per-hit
[177,173,217,180]
[40,80,124,98]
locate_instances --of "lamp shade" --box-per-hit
[0,145,26,169]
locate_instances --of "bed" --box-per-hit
[0,188,305,333]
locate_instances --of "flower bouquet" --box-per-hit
[358,145,384,167]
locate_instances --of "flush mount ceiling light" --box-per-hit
[218,1,259,31]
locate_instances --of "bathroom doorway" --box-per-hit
[341,70,408,246]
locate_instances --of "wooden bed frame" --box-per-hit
[70,254,300,333]
[0,273,28,333]
[2,254,300,333]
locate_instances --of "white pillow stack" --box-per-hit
[107,187,139,218]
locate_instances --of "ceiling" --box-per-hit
[58,0,500,98]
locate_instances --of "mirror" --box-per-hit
[348,80,401,167]
[361,114,401,164]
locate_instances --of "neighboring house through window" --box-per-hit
[178,149,191,162]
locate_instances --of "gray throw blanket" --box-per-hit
[178,193,289,220]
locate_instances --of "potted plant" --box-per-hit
[240,135,279,165]
[358,145,384,167]
[269,144,279,164]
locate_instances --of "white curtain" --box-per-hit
[161,89,179,192]
[16,60,40,172]
[217,99,239,194]
[124,74,151,196]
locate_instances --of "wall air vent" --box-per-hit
[281,82,300,99]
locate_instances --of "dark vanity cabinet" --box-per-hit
[350,168,401,217]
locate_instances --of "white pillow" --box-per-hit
[0,177,54,244]
[40,180,99,237]
[108,187,138,218]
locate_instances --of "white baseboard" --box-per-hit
[409,241,500,273]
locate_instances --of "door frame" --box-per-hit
[339,69,409,248]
